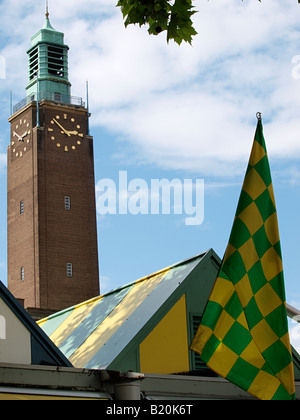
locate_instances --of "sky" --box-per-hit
[0,0,300,351]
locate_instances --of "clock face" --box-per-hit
[11,117,31,158]
[48,113,84,152]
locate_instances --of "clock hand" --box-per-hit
[53,119,71,137]
[60,130,78,136]
[13,131,23,142]
[21,131,28,139]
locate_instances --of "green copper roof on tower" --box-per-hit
[43,16,55,31]
[25,7,71,104]
[30,15,64,47]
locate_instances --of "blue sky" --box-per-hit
[0,0,300,350]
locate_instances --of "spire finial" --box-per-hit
[46,0,49,18]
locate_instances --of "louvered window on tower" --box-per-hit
[29,47,38,81]
[48,46,64,78]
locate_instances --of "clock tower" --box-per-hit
[7,11,100,319]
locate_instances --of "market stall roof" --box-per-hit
[39,249,219,370]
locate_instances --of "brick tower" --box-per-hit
[7,11,100,320]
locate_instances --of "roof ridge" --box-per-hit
[39,250,212,323]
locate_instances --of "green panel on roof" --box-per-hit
[59,286,133,359]
[41,309,74,338]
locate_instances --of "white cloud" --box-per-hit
[1,0,300,176]
[100,275,118,295]
[288,300,300,354]
[289,321,300,355]
[290,327,300,355]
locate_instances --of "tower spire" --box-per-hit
[46,0,49,18]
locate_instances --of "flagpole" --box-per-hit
[86,80,90,136]
[36,71,40,128]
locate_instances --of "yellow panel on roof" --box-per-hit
[70,270,169,368]
[140,294,189,374]
[49,298,101,348]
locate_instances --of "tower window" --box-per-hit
[21,267,25,282]
[48,46,65,78]
[67,263,73,278]
[54,92,61,102]
[29,47,38,81]
[20,201,24,215]
[65,196,71,211]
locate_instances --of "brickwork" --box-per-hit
[7,101,100,313]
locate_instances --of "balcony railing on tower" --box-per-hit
[13,91,85,114]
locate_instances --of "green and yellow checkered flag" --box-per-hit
[191,118,295,400]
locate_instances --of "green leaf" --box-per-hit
[166,0,197,44]
[116,0,264,45]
